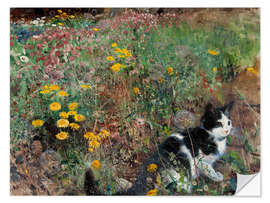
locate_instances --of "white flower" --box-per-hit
[41,16,46,20]
[52,24,56,27]
[40,20,45,24]
[20,56,29,63]
[39,23,44,27]
[36,18,40,21]
[32,20,39,25]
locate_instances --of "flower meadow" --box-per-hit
[10,9,260,195]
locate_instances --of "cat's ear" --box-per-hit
[222,101,234,117]
[205,103,213,113]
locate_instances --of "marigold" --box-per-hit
[69,123,80,130]
[208,49,219,56]
[106,56,115,61]
[56,132,68,140]
[147,163,158,172]
[59,111,69,119]
[81,84,92,89]
[84,132,95,140]
[99,129,110,138]
[167,67,174,76]
[114,48,121,53]
[49,84,60,91]
[146,189,158,196]
[49,102,61,111]
[74,114,86,122]
[67,111,77,116]
[58,90,69,97]
[110,63,124,72]
[91,160,101,170]
[32,119,44,127]
[68,102,78,110]
[57,119,69,128]
[112,43,117,47]
[133,87,139,95]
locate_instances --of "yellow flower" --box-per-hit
[56,132,68,140]
[69,123,80,130]
[147,163,158,172]
[57,119,69,128]
[32,119,44,127]
[57,9,63,14]
[91,160,101,170]
[156,173,161,186]
[118,55,126,58]
[114,48,121,53]
[55,15,60,18]
[213,67,217,72]
[59,111,69,119]
[110,63,124,72]
[84,132,95,140]
[49,102,61,111]
[208,49,219,56]
[106,56,115,61]
[247,67,259,75]
[69,15,75,19]
[146,189,158,196]
[133,87,139,95]
[112,43,117,47]
[81,84,92,89]
[167,67,174,75]
[40,89,51,94]
[158,77,164,83]
[89,140,100,149]
[68,102,78,110]
[74,114,86,122]
[67,111,77,116]
[21,18,25,21]
[58,22,63,26]
[88,147,94,152]
[57,90,69,97]
[99,129,110,139]
[49,84,60,91]
[93,27,100,31]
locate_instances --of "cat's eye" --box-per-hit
[228,121,231,126]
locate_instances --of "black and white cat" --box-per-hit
[84,101,234,195]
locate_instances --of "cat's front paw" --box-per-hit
[215,172,224,182]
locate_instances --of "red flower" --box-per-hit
[70,56,75,61]
[149,58,154,63]
[10,41,14,47]
[32,65,38,70]
[55,51,61,57]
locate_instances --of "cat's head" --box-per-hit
[200,101,234,139]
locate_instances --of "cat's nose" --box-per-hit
[225,130,229,134]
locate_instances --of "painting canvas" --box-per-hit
[10,8,260,196]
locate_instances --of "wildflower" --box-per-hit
[20,56,29,63]
[106,56,115,61]
[49,84,60,91]
[114,48,121,53]
[147,163,158,172]
[56,132,68,140]
[57,119,69,128]
[49,102,61,111]
[112,42,117,47]
[167,67,174,75]
[58,90,69,97]
[156,173,161,186]
[40,89,51,94]
[88,147,94,152]
[69,123,80,130]
[59,111,69,119]
[32,119,44,127]
[81,84,92,89]
[21,18,25,21]
[247,67,259,75]
[57,9,63,14]
[99,129,110,139]
[146,189,158,196]
[91,160,101,170]
[84,132,95,140]
[67,111,77,116]
[68,102,78,110]
[158,77,164,83]
[118,55,126,58]
[89,140,100,149]
[58,22,63,26]
[110,63,124,72]
[203,185,209,191]
[133,87,139,95]
[213,67,217,72]
[55,15,60,18]
[42,85,50,90]
[52,24,56,27]
[74,114,86,122]
[69,15,75,19]
[93,27,100,31]
[208,49,219,56]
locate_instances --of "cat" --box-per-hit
[84,101,234,195]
